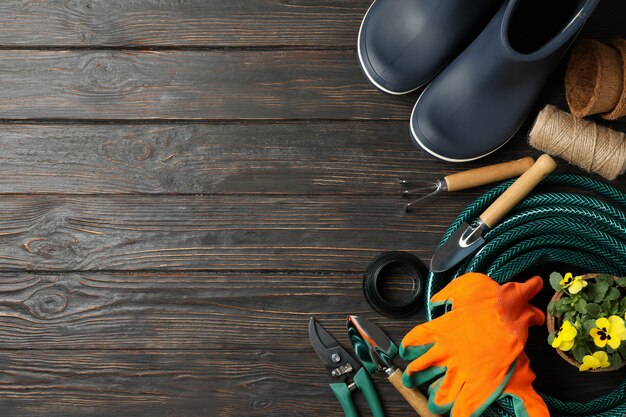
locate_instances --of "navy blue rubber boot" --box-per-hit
[410,0,599,162]
[358,0,502,95]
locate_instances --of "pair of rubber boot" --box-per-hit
[358,0,599,162]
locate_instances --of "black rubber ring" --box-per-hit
[363,251,425,317]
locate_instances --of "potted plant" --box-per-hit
[547,272,626,372]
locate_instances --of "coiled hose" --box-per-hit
[425,174,626,417]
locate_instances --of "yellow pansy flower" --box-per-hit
[552,320,577,351]
[590,316,626,349]
[609,315,626,340]
[579,351,611,372]
[559,272,588,294]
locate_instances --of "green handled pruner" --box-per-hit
[309,317,385,417]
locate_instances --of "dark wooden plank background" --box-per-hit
[0,1,624,416]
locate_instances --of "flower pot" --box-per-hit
[546,273,625,372]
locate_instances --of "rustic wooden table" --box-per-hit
[0,1,623,416]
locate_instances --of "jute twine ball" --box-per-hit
[529,105,626,180]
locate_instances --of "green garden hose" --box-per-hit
[426,174,626,417]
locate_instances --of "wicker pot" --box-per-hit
[546,273,625,372]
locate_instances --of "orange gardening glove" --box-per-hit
[426,352,548,417]
[400,272,546,417]
[497,352,549,417]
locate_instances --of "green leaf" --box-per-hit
[596,275,614,286]
[611,353,623,370]
[580,321,595,345]
[621,297,626,311]
[575,298,588,314]
[617,277,626,287]
[556,305,569,314]
[611,300,620,314]
[564,311,577,323]
[586,303,602,318]
[605,287,621,301]
[588,282,610,303]
[547,332,556,345]
[583,318,597,333]
[602,299,614,313]
[549,272,563,291]
[556,298,570,306]
[547,301,556,316]
[554,298,572,314]
[572,343,587,363]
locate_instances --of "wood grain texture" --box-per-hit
[0,121,623,195]
[0,271,619,416]
[0,47,623,121]
[0,0,623,415]
[0,269,620,356]
[0,350,349,417]
[0,195,455,271]
[0,122,543,195]
[0,0,620,48]
[0,50,413,120]
[0,0,370,48]
[0,49,621,122]
[0,348,621,417]
[0,271,406,349]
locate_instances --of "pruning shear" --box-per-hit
[309,317,385,417]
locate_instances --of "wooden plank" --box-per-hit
[0,195,455,271]
[0,271,419,349]
[0,50,413,120]
[0,269,620,359]
[0,49,622,121]
[0,270,618,415]
[0,120,623,195]
[0,122,543,195]
[0,350,343,417]
[0,0,621,48]
[0,0,370,48]
[0,348,619,417]
[0,48,621,122]
[0,184,624,271]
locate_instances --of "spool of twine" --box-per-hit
[529,105,626,180]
